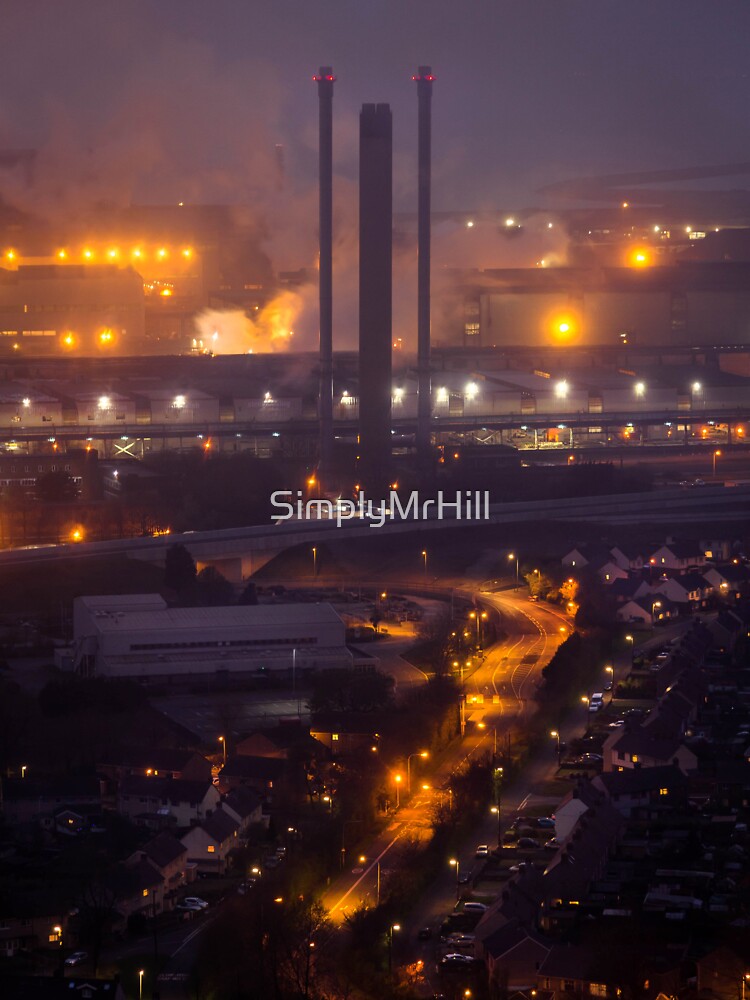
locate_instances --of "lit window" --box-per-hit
[332,733,339,741]
[142,889,149,897]
[631,755,639,763]
[207,845,215,853]
[659,787,668,796]
[590,985,607,997]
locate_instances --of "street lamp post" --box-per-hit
[508,552,519,590]
[312,546,317,579]
[421,549,427,581]
[407,751,429,795]
[218,736,226,765]
[713,448,722,478]
[138,969,144,1000]
[394,774,402,810]
[292,647,297,695]
[388,923,400,974]
[605,664,614,698]
[490,805,501,848]
[550,730,561,763]
[625,633,634,665]
[359,855,381,905]
[449,858,460,899]
[651,599,662,626]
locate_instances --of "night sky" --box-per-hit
[1,0,748,216]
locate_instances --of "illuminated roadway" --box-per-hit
[321,591,570,923]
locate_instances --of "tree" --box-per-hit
[164,543,197,595]
[238,580,259,605]
[195,565,235,605]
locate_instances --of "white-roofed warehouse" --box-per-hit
[72,594,352,684]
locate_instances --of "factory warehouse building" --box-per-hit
[71,594,354,684]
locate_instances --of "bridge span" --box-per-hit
[0,484,746,581]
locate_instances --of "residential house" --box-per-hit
[591,765,688,818]
[708,605,750,653]
[602,728,698,774]
[615,597,678,626]
[0,776,102,827]
[552,783,601,841]
[656,572,713,611]
[648,541,706,573]
[610,545,645,572]
[235,725,326,762]
[116,776,220,829]
[703,563,750,601]
[608,577,651,605]
[106,859,165,920]
[310,713,382,757]
[221,786,264,835]
[127,830,190,906]
[537,945,614,999]
[180,807,240,874]
[595,560,629,585]
[219,755,288,797]
[98,748,212,784]
[480,922,552,992]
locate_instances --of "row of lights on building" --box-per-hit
[4,246,194,263]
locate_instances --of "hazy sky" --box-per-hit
[0,0,748,213]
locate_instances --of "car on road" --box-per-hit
[182,896,209,910]
[475,844,490,858]
[440,953,475,968]
[64,952,88,967]
[517,837,540,850]
[581,753,603,763]
[176,902,204,913]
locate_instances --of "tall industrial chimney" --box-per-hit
[358,103,393,498]
[414,66,434,464]
[314,67,335,480]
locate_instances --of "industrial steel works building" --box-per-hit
[70,594,354,684]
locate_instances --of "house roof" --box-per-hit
[482,921,551,962]
[708,563,750,584]
[141,830,187,868]
[538,944,598,981]
[652,541,703,560]
[672,571,711,591]
[119,776,216,805]
[223,786,262,821]
[99,747,207,773]
[609,577,645,599]
[609,729,683,762]
[592,764,687,798]
[201,807,240,843]
[221,755,288,780]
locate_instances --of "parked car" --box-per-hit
[517,837,540,850]
[535,817,555,829]
[182,896,209,910]
[463,902,487,913]
[417,926,432,940]
[475,844,490,858]
[441,953,475,967]
[176,902,204,913]
[64,952,88,967]
[544,838,561,851]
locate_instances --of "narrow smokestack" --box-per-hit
[359,103,393,498]
[414,66,434,464]
[314,67,335,479]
